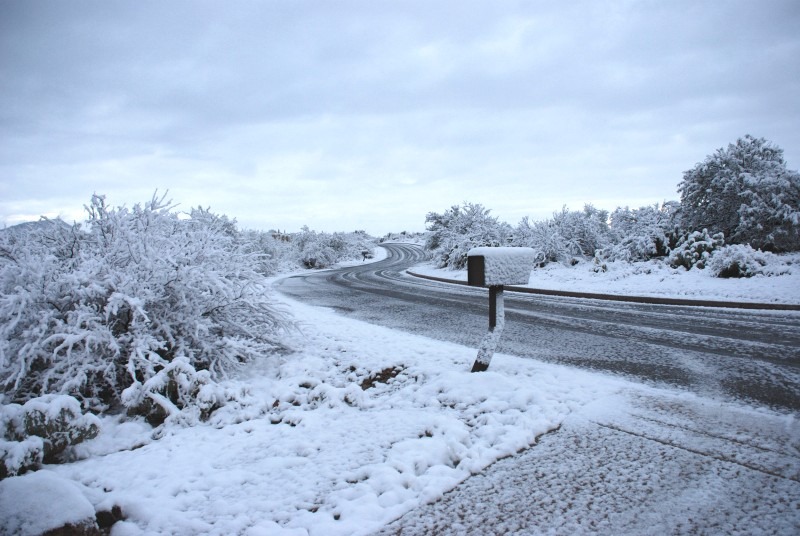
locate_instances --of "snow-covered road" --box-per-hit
[276,244,800,411]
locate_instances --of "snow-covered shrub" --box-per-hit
[0,193,292,418]
[551,205,610,258]
[238,229,283,275]
[513,217,566,265]
[592,256,608,273]
[0,437,44,480]
[296,230,337,269]
[605,203,680,261]
[1,395,99,478]
[379,231,426,243]
[293,228,375,269]
[668,229,725,270]
[121,357,232,426]
[708,244,777,278]
[425,203,513,269]
[513,205,610,265]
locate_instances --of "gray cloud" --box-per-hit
[2,0,799,233]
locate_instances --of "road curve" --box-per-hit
[275,243,800,411]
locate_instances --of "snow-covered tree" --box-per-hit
[425,203,513,269]
[379,231,426,243]
[678,135,800,251]
[0,193,292,423]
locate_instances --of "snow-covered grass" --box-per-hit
[410,253,800,305]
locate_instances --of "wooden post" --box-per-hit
[471,285,504,372]
[488,285,499,329]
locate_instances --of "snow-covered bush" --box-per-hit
[293,228,375,269]
[668,229,725,270]
[551,205,610,258]
[513,205,610,265]
[379,231,426,243]
[234,228,376,273]
[121,356,243,426]
[707,244,777,278]
[295,230,337,269]
[1,395,99,478]
[605,203,679,261]
[512,217,565,265]
[678,135,800,251]
[0,436,42,480]
[238,229,285,275]
[0,193,292,419]
[425,203,513,269]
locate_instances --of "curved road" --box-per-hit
[275,243,800,411]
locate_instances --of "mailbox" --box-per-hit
[467,247,535,372]
[467,247,536,287]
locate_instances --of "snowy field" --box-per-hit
[1,248,799,534]
[409,253,800,305]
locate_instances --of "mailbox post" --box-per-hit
[467,247,535,372]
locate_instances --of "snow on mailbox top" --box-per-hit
[467,247,536,287]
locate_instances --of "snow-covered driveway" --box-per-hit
[276,244,800,411]
[376,389,800,535]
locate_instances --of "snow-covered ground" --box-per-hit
[2,292,627,535]
[409,254,800,305]
[1,247,799,534]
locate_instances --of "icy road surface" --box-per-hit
[275,244,800,411]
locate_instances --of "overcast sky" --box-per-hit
[1,1,799,235]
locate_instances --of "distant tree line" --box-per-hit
[425,135,800,274]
